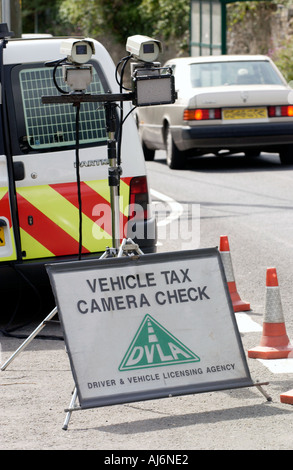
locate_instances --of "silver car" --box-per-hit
[137,55,293,169]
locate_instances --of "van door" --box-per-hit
[0,57,17,263]
[0,155,17,262]
[5,61,126,262]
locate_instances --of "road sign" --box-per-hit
[47,248,254,410]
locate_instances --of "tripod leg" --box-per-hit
[1,307,58,371]
[255,383,272,402]
[62,387,78,430]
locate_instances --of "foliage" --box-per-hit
[267,0,293,82]
[227,1,278,30]
[21,0,293,67]
[22,0,70,35]
[59,0,190,49]
[270,38,293,83]
[59,0,145,41]
[139,0,190,41]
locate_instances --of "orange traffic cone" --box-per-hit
[280,389,293,405]
[219,235,250,312]
[248,267,293,359]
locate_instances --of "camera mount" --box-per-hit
[42,36,176,256]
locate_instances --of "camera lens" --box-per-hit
[76,45,87,55]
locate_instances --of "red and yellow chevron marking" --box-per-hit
[0,189,12,225]
[16,178,131,260]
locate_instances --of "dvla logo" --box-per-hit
[119,314,200,371]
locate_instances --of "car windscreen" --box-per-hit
[190,61,284,88]
[8,61,109,154]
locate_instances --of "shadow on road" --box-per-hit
[84,401,292,435]
[153,151,293,174]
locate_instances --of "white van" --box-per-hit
[0,37,156,291]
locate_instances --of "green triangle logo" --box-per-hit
[119,314,200,371]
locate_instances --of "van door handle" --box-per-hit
[13,161,25,181]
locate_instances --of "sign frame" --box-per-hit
[47,247,254,410]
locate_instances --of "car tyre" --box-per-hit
[279,145,293,165]
[165,125,186,169]
[142,141,155,161]
[245,150,261,158]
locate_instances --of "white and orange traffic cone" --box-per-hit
[248,267,293,359]
[219,235,250,312]
[280,389,293,405]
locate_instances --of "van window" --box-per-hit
[10,62,109,154]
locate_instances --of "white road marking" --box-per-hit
[150,189,183,226]
[257,358,293,373]
[235,313,262,333]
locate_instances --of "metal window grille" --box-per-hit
[19,66,107,150]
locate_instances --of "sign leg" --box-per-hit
[62,387,78,430]
[1,307,58,370]
[254,382,272,401]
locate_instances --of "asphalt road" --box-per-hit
[147,150,293,320]
[1,150,293,451]
[146,150,293,449]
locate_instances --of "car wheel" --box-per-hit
[142,141,155,161]
[279,145,293,165]
[165,125,186,169]
[245,150,260,158]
